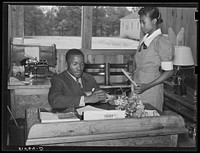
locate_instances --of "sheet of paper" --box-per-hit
[76,105,105,116]
[24,46,40,60]
[144,109,160,117]
[121,69,137,86]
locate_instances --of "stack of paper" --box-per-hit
[39,109,80,123]
[76,105,105,116]
[9,77,25,85]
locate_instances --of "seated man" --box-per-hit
[48,48,107,109]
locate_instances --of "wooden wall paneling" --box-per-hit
[159,7,197,65]
[8,5,12,67]
[60,54,66,73]
[56,54,61,74]
[184,8,197,65]
[11,5,24,41]
[159,8,175,34]
[176,8,183,34]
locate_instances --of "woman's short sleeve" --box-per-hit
[155,35,175,70]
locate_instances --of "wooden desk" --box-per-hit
[25,103,187,147]
[7,78,52,118]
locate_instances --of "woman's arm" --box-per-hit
[134,69,174,94]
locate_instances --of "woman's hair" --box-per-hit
[65,48,84,62]
[138,7,163,24]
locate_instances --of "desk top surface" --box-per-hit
[25,103,187,145]
[25,103,182,133]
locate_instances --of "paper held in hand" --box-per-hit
[121,69,137,87]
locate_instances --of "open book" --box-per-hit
[39,108,80,123]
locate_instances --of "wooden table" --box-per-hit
[25,103,187,147]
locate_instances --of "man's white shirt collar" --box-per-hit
[140,28,162,47]
[67,71,81,83]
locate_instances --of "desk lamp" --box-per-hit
[173,46,194,96]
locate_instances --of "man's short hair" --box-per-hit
[65,48,84,62]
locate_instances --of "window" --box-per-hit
[131,22,133,29]
[24,5,82,49]
[137,21,140,29]
[91,6,139,49]
[126,24,129,30]
[23,5,139,49]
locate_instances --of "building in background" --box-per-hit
[119,11,140,40]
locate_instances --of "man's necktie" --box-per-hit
[76,78,82,88]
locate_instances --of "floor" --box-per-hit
[177,132,196,147]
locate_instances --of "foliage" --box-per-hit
[24,5,132,37]
[114,92,145,118]
[24,5,46,36]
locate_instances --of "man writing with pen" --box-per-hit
[48,48,107,110]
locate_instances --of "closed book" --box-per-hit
[39,108,80,123]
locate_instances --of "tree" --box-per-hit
[92,6,106,36]
[24,5,132,37]
[55,6,81,36]
[24,5,46,36]
[44,6,58,35]
[103,7,131,37]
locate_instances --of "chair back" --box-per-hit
[108,63,130,85]
[84,63,107,85]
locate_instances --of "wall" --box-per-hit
[158,7,197,65]
[158,7,197,89]
[120,19,140,40]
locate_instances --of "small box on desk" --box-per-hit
[83,110,126,120]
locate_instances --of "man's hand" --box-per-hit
[84,90,106,103]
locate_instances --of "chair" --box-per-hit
[107,63,130,86]
[84,63,107,85]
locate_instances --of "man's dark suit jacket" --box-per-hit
[48,70,100,109]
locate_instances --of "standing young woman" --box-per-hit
[132,7,174,111]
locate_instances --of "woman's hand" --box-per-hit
[134,83,149,94]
